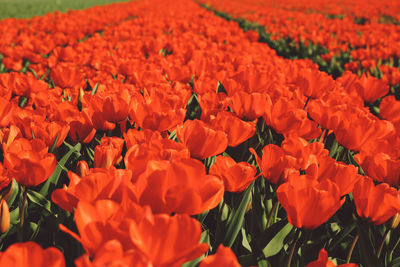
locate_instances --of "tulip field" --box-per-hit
[0,0,400,266]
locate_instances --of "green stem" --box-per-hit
[266,201,279,228]
[346,234,359,263]
[18,186,27,242]
[377,228,391,258]
[286,228,300,267]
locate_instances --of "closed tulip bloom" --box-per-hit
[177,119,228,159]
[353,176,400,225]
[93,137,124,169]
[250,145,289,184]
[3,138,56,187]
[0,199,10,234]
[277,173,344,229]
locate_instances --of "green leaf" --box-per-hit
[223,182,253,247]
[346,150,365,175]
[28,222,39,239]
[9,206,20,225]
[356,220,383,267]
[257,258,271,267]
[390,257,400,267]
[39,142,81,196]
[262,222,293,258]
[91,83,99,95]
[328,220,356,251]
[238,254,257,266]
[27,190,53,216]
[6,179,20,207]
[242,228,252,253]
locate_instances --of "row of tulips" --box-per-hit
[0,0,400,266]
[0,1,139,72]
[199,0,400,86]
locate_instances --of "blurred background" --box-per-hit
[0,0,130,19]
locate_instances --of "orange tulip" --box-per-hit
[353,176,400,225]
[129,92,186,132]
[0,242,65,267]
[295,68,335,99]
[354,74,389,103]
[30,120,70,149]
[50,63,85,89]
[69,110,97,144]
[3,138,56,187]
[124,134,190,181]
[250,145,290,184]
[135,157,224,215]
[355,151,400,187]
[380,95,400,127]
[177,119,228,159]
[200,245,241,267]
[229,91,272,121]
[208,111,256,147]
[0,96,12,128]
[93,137,124,169]
[51,167,134,212]
[306,249,357,267]
[210,155,256,192]
[62,200,208,266]
[277,173,344,229]
[0,199,10,234]
[129,212,209,266]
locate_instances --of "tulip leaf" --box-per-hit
[346,150,365,175]
[257,258,271,267]
[27,190,53,217]
[242,228,252,252]
[9,206,20,225]
[238,254,257,266]
[223,182,253,247]
[356,220,382,267]
[328,220,356,252]
[28,222,39,240]
[39,142,81,197]
[49,133,59,154]
[262,222,293,258]
[6,179,20,207]
[390,257,400,267]
[91,83,99,95]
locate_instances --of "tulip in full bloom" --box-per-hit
[3,138,57,187]
[0,241,65,267]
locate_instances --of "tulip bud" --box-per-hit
[0,199,10,234]
[76,161,90,177]
[388,213,400,229]
[1,179,14,202]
